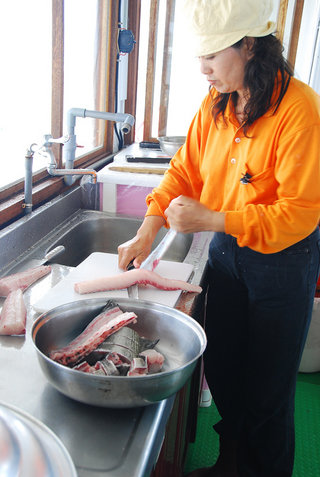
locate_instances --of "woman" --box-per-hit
[118,1,320,476]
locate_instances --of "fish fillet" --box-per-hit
[0,289,27,335]
[50,301,137,366]
[0,265,51,297]
[74,269,202,295]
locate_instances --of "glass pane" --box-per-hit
[165,0,208,136]
[134,0,208,142]
[0,0,52,188]
[64,0,109,160]
[135,0,150,142]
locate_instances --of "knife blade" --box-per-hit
[126,228,177,299]
[127,261,139,299]
[7,245,65,274]
[139,228,177,271]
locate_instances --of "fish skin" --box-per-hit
[98,358,120,376]
[0,265,51,297]
[50,309,137,366]
[88,327,160,364]
[0,289,27,336]
[74,268,202,295]
[91,326,141,363]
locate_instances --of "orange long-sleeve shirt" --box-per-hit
[146,77,320,253]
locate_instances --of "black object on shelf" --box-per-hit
[126,155,171,164]
[139,141,161,149]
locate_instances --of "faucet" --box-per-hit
[43,133,98,184]
[63,108,134,185]
[23,108,135,213]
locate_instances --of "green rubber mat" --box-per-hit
[184,373,320,475]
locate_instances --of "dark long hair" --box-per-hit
[210,35,294,134]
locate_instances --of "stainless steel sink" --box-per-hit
[46,211,193,267]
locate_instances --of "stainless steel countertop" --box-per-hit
[0,264,175,477]
[0,188,211,476]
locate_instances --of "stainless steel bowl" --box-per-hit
[0,402,77,476]
[158,136,186,156]
[32,298,206,408]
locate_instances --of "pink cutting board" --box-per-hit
[33,252,194,313]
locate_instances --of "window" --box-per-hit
[1,0,318,228]
[63,0,110,159]
[0,0,52,188]
[135,0,320,143]
[0,0,126,227]
[135,0,208,143]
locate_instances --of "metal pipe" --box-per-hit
[23,147,34,214]
[63,108,134,186]
[47,166,97,184]
[67,108,134,133]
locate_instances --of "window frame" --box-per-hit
[0,0,140,228]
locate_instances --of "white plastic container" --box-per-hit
[97,145,167,216]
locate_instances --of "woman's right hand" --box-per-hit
[117,215,166,270]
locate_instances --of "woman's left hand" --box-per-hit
[164,195,225,233]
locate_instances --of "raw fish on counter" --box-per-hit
[74,268,202,295]
[0,265,51,297]
[50,300,137,366]
[0,289,27,335]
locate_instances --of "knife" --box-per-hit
[6,245,66,274]
[139,228,177,271]
[127,228,177,299]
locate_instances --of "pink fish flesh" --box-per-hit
[140,349,164,373]
[127,356,148,376]
[74,269,202,295]
[0,289,27,336]
[0,265,51,297]
[73,361,93,373]
[50,301,137,366]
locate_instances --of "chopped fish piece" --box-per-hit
[99,358,120,376]
[74,268,202,295]
[92,362,107,376]
[127,356,148,376]
[91,327,141,363]
[0,289,27,336]
[87,327,160,364]
[106,352,124,365]
[73,361,93,373]
[0,265,51,297]
[50,300,137,366]
[140,349,164,373]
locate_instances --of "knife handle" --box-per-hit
[127,260,135,271]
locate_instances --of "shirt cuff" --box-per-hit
[225,210,245,235]
[145,202,162,217]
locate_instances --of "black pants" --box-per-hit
[204,230,320,477]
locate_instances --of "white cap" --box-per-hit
[183,0,276,56]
